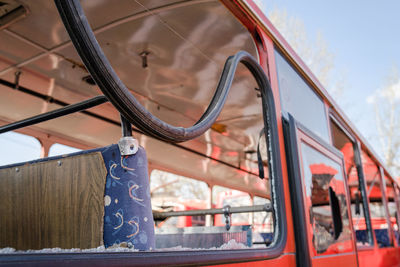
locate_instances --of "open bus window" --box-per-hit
[212,186,252,226]
[151,172,269,249]
[150,170,209,229]
[48,143,82,157]
[395,185,400,243]
[330,119,373,246]
[0,132,41,166]
[362,151,392,247]
[253,196,274,247]
[384,175,400,244]
[211,186,273,248]
[0,0,284,256]
[300,142,353,255]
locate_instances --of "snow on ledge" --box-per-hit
[0,239,249,254]
[0,245,138,254]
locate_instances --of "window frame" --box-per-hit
[283,114,358,266]
[0,56,287,267]
[296,122,356,257]
[361,151,392,248]
[380,168,397,247]
[134,48,287,263]
[274,48,330,143]
[329,112,375,248]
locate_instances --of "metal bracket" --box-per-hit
[118,136,139,156]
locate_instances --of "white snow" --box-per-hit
[156,239,249,251]
[0,239,248,254]
[0,245,138,254]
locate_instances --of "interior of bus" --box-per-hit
[1,0,400,266]
[0,0,275,252]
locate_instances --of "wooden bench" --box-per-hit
[0,144,154,251]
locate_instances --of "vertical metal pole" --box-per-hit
[120,114,132,137]
[354,140,374,246]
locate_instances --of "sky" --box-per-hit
[255,0,400,161]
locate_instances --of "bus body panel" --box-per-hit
[210,253,296,267]
[358,247,400,267]
[312,253,358,267]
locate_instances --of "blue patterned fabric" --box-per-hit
[101,144,155,250]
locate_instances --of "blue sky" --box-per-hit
[257,0,400,159]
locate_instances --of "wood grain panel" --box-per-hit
[0,152,107,250]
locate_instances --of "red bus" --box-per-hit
[0,0,399,266]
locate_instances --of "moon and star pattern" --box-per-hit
[102,144,155,250]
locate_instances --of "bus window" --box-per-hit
[48,143,82,157]
[0,132,41,166]
[300,142,353,255]
[384,175,400,244]
[362,151,392,247]
[395,185,400,242]
[330,119,373,246]
[274,49,330,143]
[150,170,209,228]
[253,196,274,247]
[212,186,252,226]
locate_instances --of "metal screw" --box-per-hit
[139,51,150,68]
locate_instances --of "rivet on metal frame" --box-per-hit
[118,136,139,156]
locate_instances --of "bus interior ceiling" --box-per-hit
[0,1,269,197]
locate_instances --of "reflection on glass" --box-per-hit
[330,120,372,246]
[385,176,400,244]
[362,151,391,247]
[275,49,330,142]
[301,142,353,254]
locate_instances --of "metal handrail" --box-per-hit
[0,95,108,134]
[153,204,272,220]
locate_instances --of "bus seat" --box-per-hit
[355,230,368,244]
[0,144,155,251]
[374,229,390,247]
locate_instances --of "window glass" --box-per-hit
[384,176,400,244]
[275,49,330,142]
[300,142,353,255]
[0,132,41,166]
[395,186,400,243]
[48,143,81,157]
[362,151,392,247]
[330,120,372,246]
